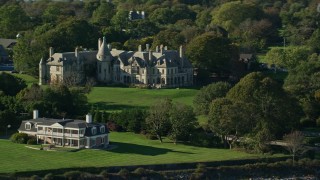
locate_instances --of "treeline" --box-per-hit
[0,72,89,131]
[0,0,318,82]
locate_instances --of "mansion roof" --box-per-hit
[46,48,192,69]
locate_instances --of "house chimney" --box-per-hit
[164,46,168,50]
[138,45,142,52]
[156,46,159,52]
[49,47,54,57]
[98,38,102,50]
[33,110,39,119]
[146,44,150,51]
[86,113,92,124]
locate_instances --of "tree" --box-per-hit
[209,72,303,151]
[265,46,311,70]
[186,32,235,77]
[0,4,31,38]
[193,82,231,115]
[169,103,197,144]
[152,29,185,50]
[283,131,306,165]
[0,72,27,96]
[208,98,254,149]
[91,2,115,27]
[211,1,263,32]
[149,7,173,25]
[284,58,320,124]
[145,99,172,143]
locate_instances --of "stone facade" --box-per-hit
[39,37,193,88]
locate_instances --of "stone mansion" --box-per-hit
[39,37,193,88]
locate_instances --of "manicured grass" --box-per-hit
[87,87,198,111]
[11,73,38,86]
[0,132,275,173]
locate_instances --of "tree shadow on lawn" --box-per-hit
[109,142,194,156]
[90,102,148,111]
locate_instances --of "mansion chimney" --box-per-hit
[179,45,184,58]
[107,44,112,51]
[75,47,79,58]
[156,46,159,53]
[138,45,142,52]
[149,50,152,61]
[33,110,39,119]
[160,45,164,54]
[179,45,185,67]
[49,47,54,57]
[86,113,92,124]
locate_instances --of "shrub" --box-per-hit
[189,132,222,147]
[63,171,82,180]
[99,170,109,178]
[30,175,40,180]
[145,133,157,140]
[317,117,320,127]
[27,138,37,145]
[118,168,130,177]
[133,167,148,176]
[10,133,29,144]
[43,173,54,180]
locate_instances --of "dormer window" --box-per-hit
[25,122,31,130]
[100,126,105,133]
[92,127,97,135]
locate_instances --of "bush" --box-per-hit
[63,171,82,180]
[43,173,54,180]
[99,170,109,178]
[30,175,40,180]
[27,138,37,145]
[189,132,222,147]
[316,117,320,127]
[10,133,29,144]
[145,133,158,140]
[133,167,148,176]
[118,168,130,177]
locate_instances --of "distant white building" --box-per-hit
[18,110,109,149]
[39,37,193,88]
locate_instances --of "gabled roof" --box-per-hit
[18,118,109,136]
[47,51,97,66]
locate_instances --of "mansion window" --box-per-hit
[92,127,97,135]
[56,66,60,72]
[162,69,164,74]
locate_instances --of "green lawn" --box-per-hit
[11,73,38,86]
[87,87,198,111]
[0,132,273,173]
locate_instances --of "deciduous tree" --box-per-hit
[193,81,231,115]
[145,99,172,143]
[169,103,197,144]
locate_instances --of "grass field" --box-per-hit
[0,132,274,174]
[87,87,198,111]
[11,73,38,86]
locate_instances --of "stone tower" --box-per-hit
[39,57,46,85]
[96,37,112,82]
